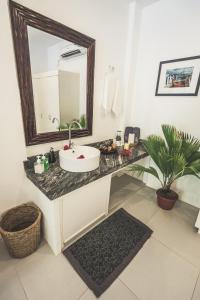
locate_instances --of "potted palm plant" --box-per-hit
[130,125,200,210]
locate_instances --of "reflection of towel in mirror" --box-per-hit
[102,72,120,117]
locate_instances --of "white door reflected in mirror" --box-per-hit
[27,26,87,133]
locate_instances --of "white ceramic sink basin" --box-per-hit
[59,146,100,172]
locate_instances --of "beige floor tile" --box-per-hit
[148,207,200,268]
[123,195,160,224]
[0,238,14,271]
[136,186,157,201]
[111,183,160,224]
[120,238,198,300]
[15,243,87,300]
[110,175,144,196]
[1,184,200,300]
[80,279,139,300]
[0,268,27,300]
[192,273,200,300]
[172,200,199,226]
[0,238,21,272]
[109,175,144,210]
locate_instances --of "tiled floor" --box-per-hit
[1,174,200,300]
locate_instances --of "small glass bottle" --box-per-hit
[128,133,135,145]
[34,156,43,174]
[48,147,56,164]
[44,156,49,171]
[41,154,49,171]
[116,130,122,147]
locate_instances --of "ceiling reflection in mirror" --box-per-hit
[27,26,87,133]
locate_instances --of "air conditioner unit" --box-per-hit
[60,44,87,59]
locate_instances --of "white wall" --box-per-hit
[28,26,65,74]
[0,0,130,213]
[28,36,49,74]
[127,0,200,207]
[47,40,71,71]
[3,0,199,213]
[0,0,27,212]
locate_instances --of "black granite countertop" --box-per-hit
[24,140,148,200]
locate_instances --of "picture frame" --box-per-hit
[155,56,200,96]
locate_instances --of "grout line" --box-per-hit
[146,208,161,225]
[110,186,144,206]
[151,236,200,271]
[119,278,140,300]
[77,287,88,300]
[14,266,29,300]
[191,270,200,300]
[109,186,145,212]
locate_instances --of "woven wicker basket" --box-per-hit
[0,202,42,258]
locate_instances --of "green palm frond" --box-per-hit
[79,114,87,128]
[130,124,200,191]
[179,131,200,161]
[129,164,162,184]
[162,124,182,154]
[182,159,200,178]
[188,151,200,163]
[143,135,168,173]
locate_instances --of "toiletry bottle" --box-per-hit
[128,133,135,148]
[124,143,129,150]
[48,147,56,164]
[44,156,49,171]
[116,131,122,147]
[41,155,45,171]
[34,156,43,174]
[42,154,49,171]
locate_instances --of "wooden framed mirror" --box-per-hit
[9,1,95,146]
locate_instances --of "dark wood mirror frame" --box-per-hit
[9,0,95,146]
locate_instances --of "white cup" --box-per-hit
[128,133,135,144]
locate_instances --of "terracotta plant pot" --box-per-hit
[156,189,178,210]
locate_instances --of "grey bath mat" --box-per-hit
[63,208,152,297]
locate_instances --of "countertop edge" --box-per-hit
[25,151,148,200]
[24,140,148,201]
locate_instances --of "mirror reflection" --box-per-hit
[27,26,87,133]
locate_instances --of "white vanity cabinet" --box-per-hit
[62,175,111,243]
[29,174,112,255]
[26,153,149,256]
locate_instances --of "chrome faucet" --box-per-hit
[68,120,82,149]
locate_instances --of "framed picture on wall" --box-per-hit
[155,55,200,96]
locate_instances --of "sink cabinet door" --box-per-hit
[62,175,111,243]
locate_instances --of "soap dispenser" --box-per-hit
[34,156,43,174]
[48,147,56,164]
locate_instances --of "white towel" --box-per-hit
[111,79,120,117]
[102,72,119,116]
